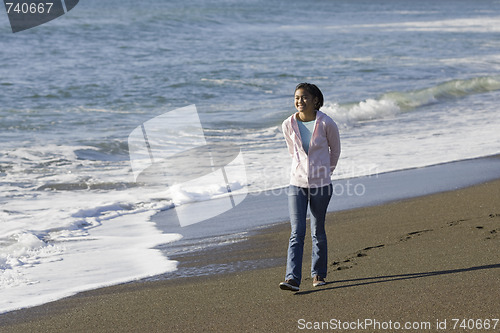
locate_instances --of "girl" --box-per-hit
[280,83,341,291]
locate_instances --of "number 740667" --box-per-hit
[5,2,53,14]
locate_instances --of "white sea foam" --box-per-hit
[282,16,500,33]
[0,189,181,313]
[0,144,184,314]
[380,17,500,33]
[0,137,257,313]
[325,99,400,126]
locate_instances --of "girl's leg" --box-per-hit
[285,185,308,284]
[309,184,333,279]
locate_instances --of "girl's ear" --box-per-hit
[313,97,319,109]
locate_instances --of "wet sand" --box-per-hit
[1,179,499,332]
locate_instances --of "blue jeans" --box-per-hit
[285,184,333,285]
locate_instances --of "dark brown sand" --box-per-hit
[1,179,499,332]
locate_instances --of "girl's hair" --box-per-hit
[295,82,324,110]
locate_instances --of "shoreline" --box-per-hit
[152,154,500,278]
[1,174,499,331]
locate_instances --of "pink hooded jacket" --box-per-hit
[282,110,341,188]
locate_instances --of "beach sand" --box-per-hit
[1,179,499,332]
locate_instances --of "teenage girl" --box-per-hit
[280,83,341,291]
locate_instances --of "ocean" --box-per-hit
[1,0,500,313]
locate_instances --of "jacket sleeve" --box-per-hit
[282,119,294,157]
[326,120,341,174]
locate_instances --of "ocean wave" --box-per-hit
[325,76,500,126]
[382,76,500,109]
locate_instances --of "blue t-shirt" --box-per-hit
[297,119,316,154]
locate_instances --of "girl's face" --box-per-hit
[294,88,317,114]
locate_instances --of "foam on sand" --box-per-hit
[0,188,181,314]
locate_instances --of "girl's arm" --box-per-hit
[282,121,295,157]
[327,121,341,174]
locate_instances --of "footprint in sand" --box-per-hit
[448,219,468,227]
[400,229,433,241]
[330,245,385,270]
[486,229,499,240]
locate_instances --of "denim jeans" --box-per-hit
[285,184,333,285]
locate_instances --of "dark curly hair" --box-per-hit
[295,82,324,110]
